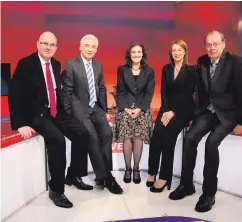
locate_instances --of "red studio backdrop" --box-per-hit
[1,1,241,117]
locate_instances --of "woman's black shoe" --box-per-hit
[150,181,171,193]
[133,169,141,184]
[146,175,156,187]
[123,168,132,183]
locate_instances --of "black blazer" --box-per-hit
[161,64,196,114]
[196,51,242,129]
[116,65,155,112]
[8,52,63,130]
[61,56,107,121]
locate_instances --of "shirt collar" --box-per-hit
[210,57,220,65]
[38,53,51,66]
[81,56,92,66]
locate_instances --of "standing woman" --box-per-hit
[113,41,155,184]
[146,40,196,192]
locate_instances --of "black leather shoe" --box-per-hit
[169,184,196,200]
[123,169,132,183]
[49,189,73,208]
[65,176,93,190]
[146,175,156,187]
[150,181,171,193]
[133,169,141,184]
[105,177,123,194]
[195,194,215,212]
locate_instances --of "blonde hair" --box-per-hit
[169,40,188,65]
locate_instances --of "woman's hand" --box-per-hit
[161,111,175,126]
[124,108,141,118]
[130,108,141,118]
[124,108,133,117]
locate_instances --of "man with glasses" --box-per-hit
[61,34,123,195]
[169,30,242,212]
[8,31,93,208]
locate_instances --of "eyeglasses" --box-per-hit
[205,42,222,49]
[39,41,57,48]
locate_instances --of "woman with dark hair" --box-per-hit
[113,41,155,184]
[146,40,197,192]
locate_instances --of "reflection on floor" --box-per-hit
[5,171,242,222]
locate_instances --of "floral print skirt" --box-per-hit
[112,104,153,144]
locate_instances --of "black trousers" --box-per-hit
[81,104,113,180]
[31,110,89,194]
[148,109,192,183]
[180,110,234,196]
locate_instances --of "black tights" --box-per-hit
[123,137,143,170]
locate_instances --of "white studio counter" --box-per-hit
[1,136,46,221]
[1,128,242,221]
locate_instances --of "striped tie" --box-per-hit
[207,61,217,113]
[86,62,96,108]
[209,61,217,83]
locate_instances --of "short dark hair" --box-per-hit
[168,40,188,66]
[204,30,225,44]
[125,41,148,68]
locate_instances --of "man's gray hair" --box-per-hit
[80,34,99,46]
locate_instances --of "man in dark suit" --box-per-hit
[61,34,123,194]
[8,31,93,209]
[169,31,242,212]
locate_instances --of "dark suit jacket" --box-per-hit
[8,52,63,130]
[116,65,155,112]
[161,64,196,114]
[196,51,242,129]
[61,56,107,121]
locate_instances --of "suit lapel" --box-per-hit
[200,57,210,92]
[51,59,60,89]
[33,53,49,101]
[92,61,99,93]
[211,51,227,89]
[77,57,89,93]
[173,65,186,82]
[124,66,136,86]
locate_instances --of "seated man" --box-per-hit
[61,34,123,194]
[169,30,242,212]
[8,31,93,209]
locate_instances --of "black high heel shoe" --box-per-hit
[123,168,132,183]
[133,169,141,184]
[150,181,171,193]
[146,175,156,187]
